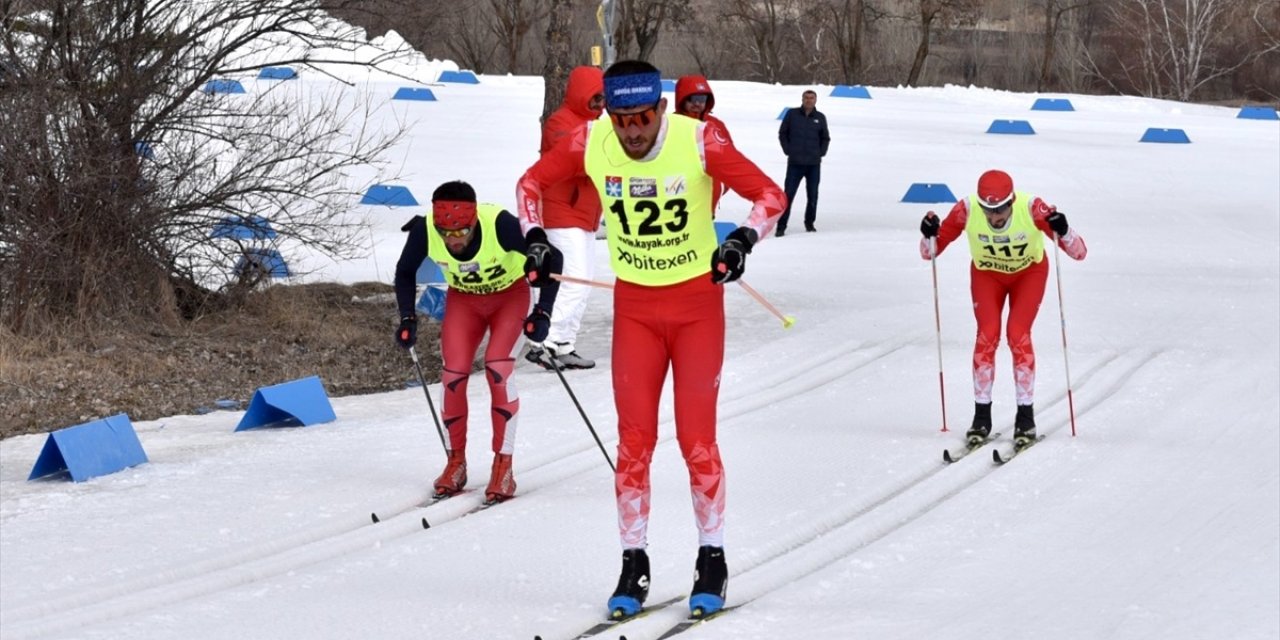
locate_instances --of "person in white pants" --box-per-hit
[525,65,604,370]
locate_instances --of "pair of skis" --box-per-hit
[942,431,1046,465]
[539,595,732,640]
[369,490,505,529]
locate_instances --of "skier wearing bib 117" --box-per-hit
[514,60,786,619]
[918,169,1087,449]
[392,180,562,505]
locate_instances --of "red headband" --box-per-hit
[433,200,477,229]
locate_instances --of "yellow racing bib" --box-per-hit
[584,115,717,285]
[965,192,1045,274]
[425,203,526,294]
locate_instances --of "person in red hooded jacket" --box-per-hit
[674,75,731,213]
[525,65,606,372]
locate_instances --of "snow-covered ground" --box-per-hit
[2,52,1278,639]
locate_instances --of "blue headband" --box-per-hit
[604,72,662,109]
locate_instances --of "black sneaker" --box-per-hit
[607,549,650,618]
[966,402,993,445]
[689,546,727,617]
[555,350,596,370]
[1014,404,1036,447]
[524,347,555,370]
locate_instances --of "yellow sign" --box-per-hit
[591,46,602,66]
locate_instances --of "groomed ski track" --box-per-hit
[543,348,1160,640]
[4,337,901,638]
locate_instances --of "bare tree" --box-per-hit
[720,0,792,83]
[441,4,498,74]
[905,0,977,86]
[487,0,547,74]
[1092,0,1280,101]
[817,0,888,85]
[609,0,692,63]
[540,0,574,121]
[1035,0,1094,91]
[0,0,413,333]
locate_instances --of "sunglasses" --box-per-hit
[686,95,708,105]
[437,226,473,238]
[979,202,1011,215]
[608,104,659,128]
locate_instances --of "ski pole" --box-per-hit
[408,346,449,454]
[929,238,949,433]
[551,274,795,328]
[736,280,797,329]
[539,345,615,472]
[1052,237,1078,437]
[552,273,614,289]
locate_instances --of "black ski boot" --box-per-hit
[1014,404,1036,449]
[689,545,728,617]
[966,402,993,446]
[607,548,650,619]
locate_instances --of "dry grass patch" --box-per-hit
[0,282,442,439]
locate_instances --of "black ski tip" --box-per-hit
[370,512,380,524]
[942,449,955,463]
[421,517,430,529]
[992,448,1007,464]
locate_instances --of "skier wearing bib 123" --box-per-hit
[515,60,785,619]
[918,169,1087,449]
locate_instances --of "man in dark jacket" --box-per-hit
[776,89,830,236]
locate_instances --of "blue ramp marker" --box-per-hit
[901,183,957,204]
[236,376,336,431]
[203,79,246,94]
[258,66,297,80]
[830,85,871,99]
[777,107,790,120]
[1237,106,1279,120]
[661,79,676,92]
[235,248,289,278]
[1031,98,1073,111]
[987,119,1036,135]
[392,87,437,101]
[362,184,419,206]
[28,414,148,482]
[1140,128,1191,143]
[416,285,448,322]
[416,259,445,284]
[714,221,737,244]
[211,215,277,240]
[438,70,479,84]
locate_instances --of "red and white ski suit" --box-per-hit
[516,118,785,549]
[921,196,1087,405]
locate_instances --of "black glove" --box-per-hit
[920,212,940,239]
[710,227,757,285]
[395,316,417,349]
[523,306,550,343]
[1046,211,1069,237]
[524,227,554,287]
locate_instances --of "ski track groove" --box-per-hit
[593,348,1162,640]
[3,338,903,639]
